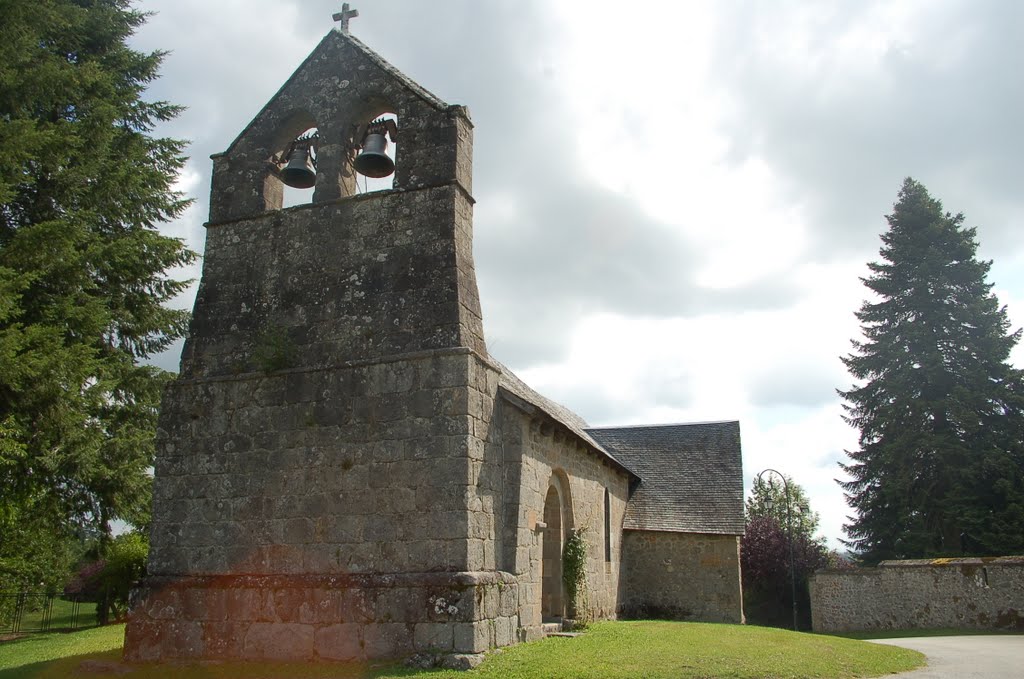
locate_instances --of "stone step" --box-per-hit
[541,622,562,635]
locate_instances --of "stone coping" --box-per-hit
[814,555,1024,575]
[877,556,1024,568]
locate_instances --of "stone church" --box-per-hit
[125,10,744,666]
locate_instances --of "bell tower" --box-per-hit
[125,8,513,665]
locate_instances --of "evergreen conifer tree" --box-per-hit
[0,0,195,588]
[840,178,1024,562]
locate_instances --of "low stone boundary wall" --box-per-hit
[810,557,1024,633]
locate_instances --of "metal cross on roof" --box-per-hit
[333,3,359,33]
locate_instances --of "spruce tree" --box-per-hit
[840,178,1024,562]
[0,0,195,588]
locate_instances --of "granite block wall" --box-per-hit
[125,24,503,662]
[618,531,743,623]
[148,349,491,578]
[810,557,1024,633]
[486,397,631,640]
[125,572,518,662]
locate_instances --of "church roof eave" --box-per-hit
[494,364,639,483]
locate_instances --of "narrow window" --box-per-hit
[604,488,612,562]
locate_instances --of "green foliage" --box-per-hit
[561,528,588,623]
[745,474,819,539]
[253,325,296,373]
[743,476,829,629]
[0,0,195,576]
[0,505,82,592]
[95,531,148,623]
[840,178,1024,562]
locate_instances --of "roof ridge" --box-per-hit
[587,419,739,432]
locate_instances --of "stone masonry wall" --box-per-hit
[810,558,1024,633]
[183,184,484,380]
[148,349,490,578]
[125,572,518,662]
[488,401,631,640]
[619,531,743,623]
[207,32,474,222]
[127,347,521,661]
[126,25,504,662]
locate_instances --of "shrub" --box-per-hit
[96,532,148,623]
[562,528,590,625]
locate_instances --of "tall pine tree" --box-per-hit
[0,0,195,588]
[840,178,1024,562]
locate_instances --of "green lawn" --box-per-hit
[0,625,123,679]
[4,598,97,634]
[0,621,925,679]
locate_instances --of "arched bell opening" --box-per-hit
[348,111,398,194]
[277,125,320,209]
[262,110,321,211]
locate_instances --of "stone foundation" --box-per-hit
[125,572,519,662]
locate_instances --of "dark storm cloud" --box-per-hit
[710,1,1024,258]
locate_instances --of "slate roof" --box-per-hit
[494,362,638,481]
[587,421,744,536]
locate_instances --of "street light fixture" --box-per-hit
[756,468,798,631]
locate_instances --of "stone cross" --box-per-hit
[333,3,359,33]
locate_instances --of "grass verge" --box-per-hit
[0,621,925,679]
[0,625,124,678]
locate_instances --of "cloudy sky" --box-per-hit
[131,0,1024,549]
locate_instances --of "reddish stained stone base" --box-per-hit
[123,572,519,663]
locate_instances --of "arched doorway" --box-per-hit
[541,472,573,622]
[541,486,562,620]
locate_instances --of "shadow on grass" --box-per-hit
[0,650,425,679]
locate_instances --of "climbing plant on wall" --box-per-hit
[562,528,589,625]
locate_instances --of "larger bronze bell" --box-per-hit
[280,145,317,189]
[353,132,395,178]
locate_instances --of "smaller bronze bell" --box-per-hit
[280,144,317,189]
[353,132,395,178]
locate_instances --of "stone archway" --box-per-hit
[541,472,573,621]
[541,485,563,620]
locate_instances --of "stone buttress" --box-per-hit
[123,28,514,664]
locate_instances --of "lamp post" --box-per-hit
[756,468,798,631]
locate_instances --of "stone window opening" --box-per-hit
[604,487,612,563]
[349,112,398,194]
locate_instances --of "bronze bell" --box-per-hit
[279,143,317,189]
[353,131,395,178]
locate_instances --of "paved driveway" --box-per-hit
[870,635,1024,678]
